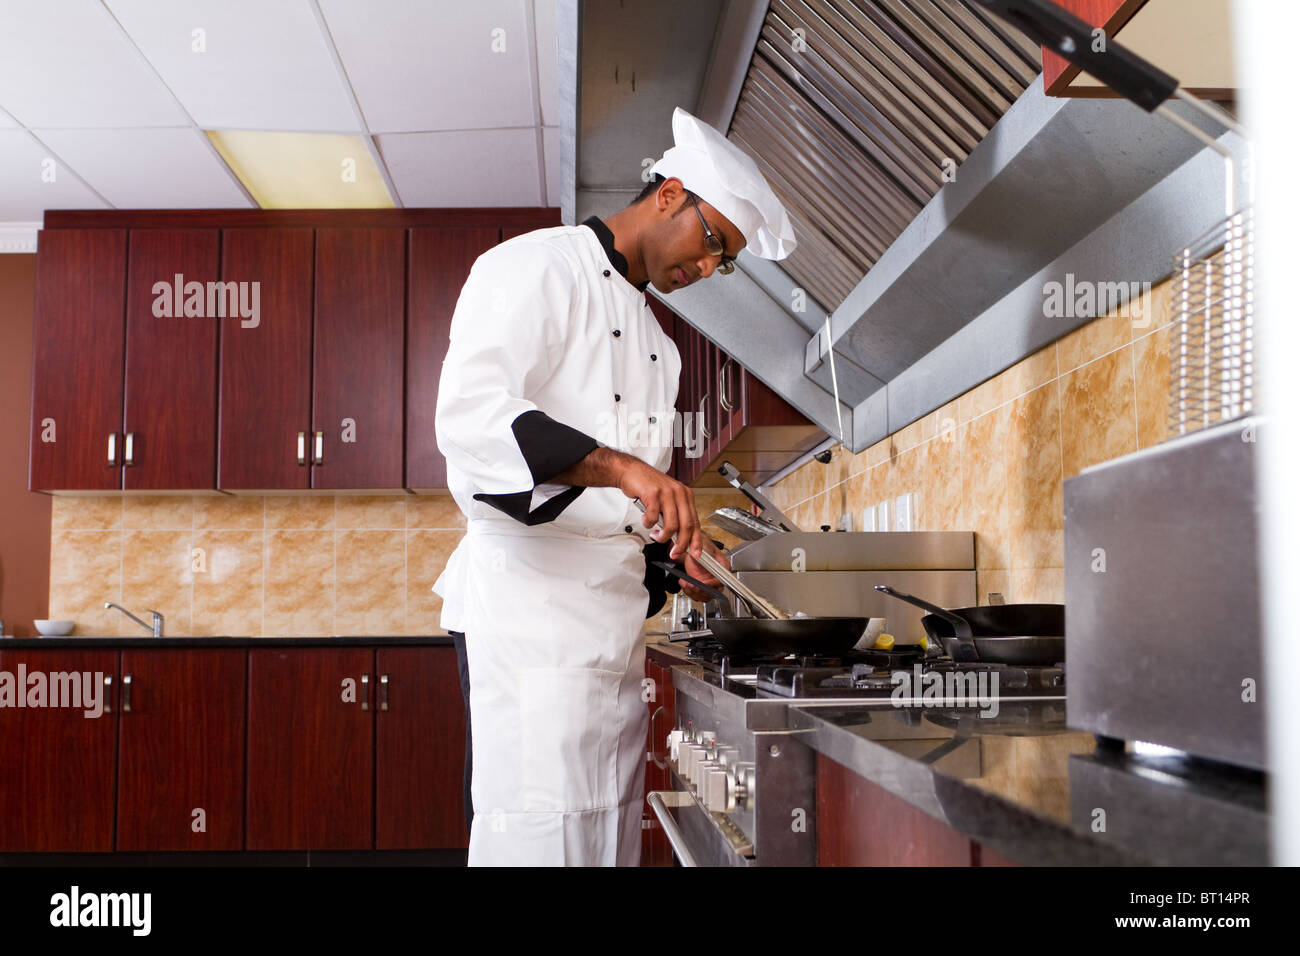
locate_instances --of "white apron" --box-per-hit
[432,223,679,866]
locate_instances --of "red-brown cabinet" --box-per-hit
[122,229,221,489]
[246,646,375,850]
[375,646,468,849]
[27,229,127,492]
[406,227,500,491]
[649,297,822,488]
[0,648,118,851]
[311,228,407,490]
[116,648,245,850]
[217,228,315,490]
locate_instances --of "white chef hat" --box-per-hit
[649,107,796,261]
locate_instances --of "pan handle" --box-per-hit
[873,585,980,662]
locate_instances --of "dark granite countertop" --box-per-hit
[646,639,1270,866]
[0,636,454,648]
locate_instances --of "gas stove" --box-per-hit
[687,641,1066,701]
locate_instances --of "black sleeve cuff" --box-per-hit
[513,409,599,484]
[471,410,600,525]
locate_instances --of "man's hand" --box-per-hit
[552,446,709,562]
[679,543,729,602]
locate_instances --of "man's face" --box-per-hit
[645,178,746,294]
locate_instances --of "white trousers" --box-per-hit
[461,527,649,866]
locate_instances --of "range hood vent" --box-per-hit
[729,0,1041,311]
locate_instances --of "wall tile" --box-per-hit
[922,424,965,532]
[1006,383,1065,569]
[52,497,122,531]
[263,530,334,636]
[1015,567,1066,604]
[1002,344,1058,400]
[265,496,335,530]
[48,530,122,635]
[406,494,466,529]
[193,530,263,636]
[1060,348,1138,479]
[1056,307,1130,374]
[193,495,263,530]
[123,495,193,530]
[336,495,406,530]
[405,530,463,635]
[334,530,404,635]
[1134,322,1173,450]
[121,530,193,635]
[957,375,1004,424]
[963,403,1012,570]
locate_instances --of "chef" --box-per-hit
[433,107,796,866]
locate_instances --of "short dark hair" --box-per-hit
[630,173,665,205]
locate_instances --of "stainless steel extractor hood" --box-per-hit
[562,0,1245,454]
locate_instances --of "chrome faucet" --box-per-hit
[105,602,164,637]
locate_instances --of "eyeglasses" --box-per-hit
[685,192,736,275]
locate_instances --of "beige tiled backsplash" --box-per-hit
[48,280,1175,633]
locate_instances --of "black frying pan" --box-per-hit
[654,561,869,655]
[874,585,1064,665]
[705,617,873,656]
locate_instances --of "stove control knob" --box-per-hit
[703,767,731,813]
[677,742,695,777]
[718,747,740,770]
[667,729,685,761]
[699,730,717,745]
[684,746,706,785]
[732,762,756,812]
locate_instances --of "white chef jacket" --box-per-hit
[434,222,681,627]
[430,219,681,866]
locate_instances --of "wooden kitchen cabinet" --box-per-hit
[818,755,975,866]
[648,296,822,488]
[115,649,244,851]
[375,646,468,850]
[246,647,375,850]
[122,229,221,489]
[0,649,118,851]
[217,228,315,490]
[406,227,500,491]
[642,650,678,867]
[311,228,407,490]
[27,229,127,492]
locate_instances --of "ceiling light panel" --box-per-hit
[207,130,392,208]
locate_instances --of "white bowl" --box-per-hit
[34,620,75,636]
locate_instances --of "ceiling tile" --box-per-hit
[32,127,252,208]
[0,129,108,220]
[319,0,536,133]
[377,128,541,206]
[0,0,188,128]
[535,0,558,127]
[106,0,360,132]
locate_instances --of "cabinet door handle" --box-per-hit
[699,393,711,440]
[379,674,389,711]
[103,674,113,713]
[313,430,324,465]
[107,433,117,466]
[719,361,735,413]
[649,705,666,769]
[297,431,306,465]
[122,673,132,713]
[360,673,369,711]
[123,432,135,466]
